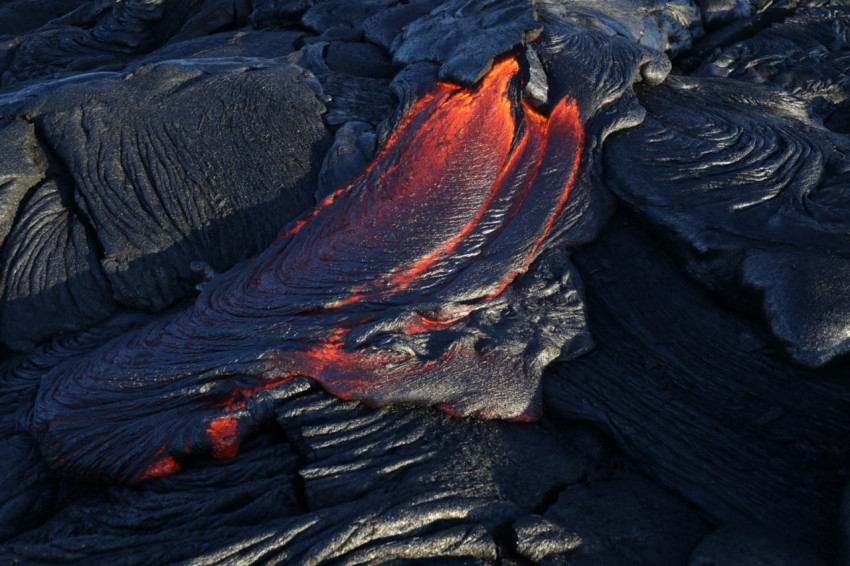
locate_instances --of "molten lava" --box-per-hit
[32,53,591,483]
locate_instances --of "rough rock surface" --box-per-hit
[0,58,330,349]
[688,527,828,566]
[546,213,850,553]
[606,75,850,367]
[696,3,850,132]
[0,0,847,564]
[1,373,705,565]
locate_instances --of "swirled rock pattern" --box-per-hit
[28,47,626,483]
[606,75,850,366]
[696,3,850,132]
[0,0,847,564]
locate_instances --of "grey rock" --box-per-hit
[516,472,709,565]
[0,58,330,349]
[317,121,376,201]
[606,75,850,366]
[391,0,542,84]
[0,119,46,249]
[689,527,827,566]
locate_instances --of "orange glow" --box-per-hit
[35,52,593,486]
[528,97,583,258]
[385,59,519,290]
[139,455,181,481]
[167,53,582,475]
[267,53,584,416]
[207,417,240,459]
[290,54,584,311]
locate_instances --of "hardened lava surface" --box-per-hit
[30,53,605,484]
[0,1,848,565]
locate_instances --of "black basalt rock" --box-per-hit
[606,75,850,367]
[545,213,850,554]
[0,0,848,564]
[0,58,330,349]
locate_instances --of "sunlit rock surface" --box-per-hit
[0,0,848,564]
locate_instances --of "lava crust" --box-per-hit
[1,1,847,563]
[31,53,606,483]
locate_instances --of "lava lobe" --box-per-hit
[32,53,595,483]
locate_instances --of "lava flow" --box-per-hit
[31,53,592,483]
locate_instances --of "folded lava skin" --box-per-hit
[1,1,848,564]
[29,51,617,483]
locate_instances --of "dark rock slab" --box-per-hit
[689,527,828,566]
[606,75,850,367]
[23,58,329,313]
[0,180,115,349]
[391,0,543,84]
[545,214,850,558]
[514,473,710,565]
[696,5,850,131]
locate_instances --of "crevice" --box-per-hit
[266,385,320,514]
[531,481,567,517]
[487,482,571,564]
[674,1,800,73]
[491,521,534,566]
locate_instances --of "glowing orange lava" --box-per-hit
[139,453,181,481]
[207,417,241,459]
[235,52,584,448]
[33,52,588,484]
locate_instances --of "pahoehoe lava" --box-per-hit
[1,1,848,563]
[30,52,604,483]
